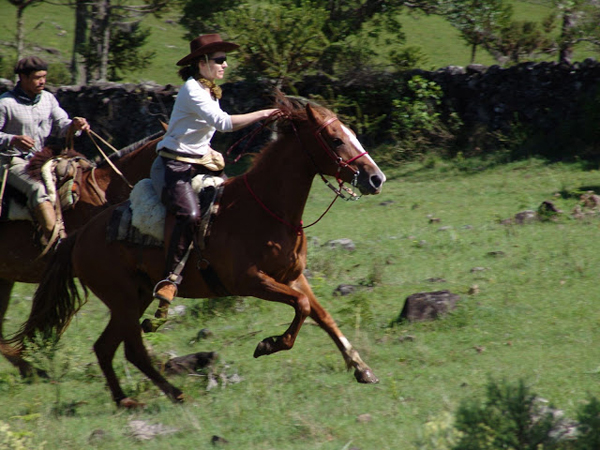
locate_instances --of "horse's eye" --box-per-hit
[332,138,344,148]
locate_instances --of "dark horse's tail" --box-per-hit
[5,232,87,352]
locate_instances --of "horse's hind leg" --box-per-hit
[0,279,13,338]
[121,315,184,403]
[0,279,35,377]
[294,275,379,384]
[94,309,183,407]
[94,316,130,406]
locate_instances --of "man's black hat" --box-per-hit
[14,56,48,75]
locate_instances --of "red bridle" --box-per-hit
[240,112,371,234]
[313,116,368,179]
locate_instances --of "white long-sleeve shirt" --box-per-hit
[157,77,233,157]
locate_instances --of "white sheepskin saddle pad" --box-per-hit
[129,175,224,242]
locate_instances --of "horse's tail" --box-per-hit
[5,232,87,351]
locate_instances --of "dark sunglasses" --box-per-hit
[210,56,227,64]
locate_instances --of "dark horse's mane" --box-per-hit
[25,146,87,182]
[95,130,165,167]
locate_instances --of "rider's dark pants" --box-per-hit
[161,157,201,283]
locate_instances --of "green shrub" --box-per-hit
[452,378,571,450]
[574,396,600,449]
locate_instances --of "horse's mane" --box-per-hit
[96,130,164,167]
[26,146,88,181]
[273,93,334,135]
[243,93,334,171]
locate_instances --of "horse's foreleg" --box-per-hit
[0,279,36,378]
[247,272,311,358]
[294,275,379,384]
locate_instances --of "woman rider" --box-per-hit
[148,34,279,328]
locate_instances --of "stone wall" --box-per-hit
[1,58,599,158]
[413,58,600,137]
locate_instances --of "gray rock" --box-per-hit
[398,290,461,322]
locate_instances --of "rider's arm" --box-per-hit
[0,102,14,151]
[230,109,278,131]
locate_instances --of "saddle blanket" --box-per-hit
[107,175,224,247]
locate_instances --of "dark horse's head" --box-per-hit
[275,96,386,196]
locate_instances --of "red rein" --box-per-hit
[243,115,369,235]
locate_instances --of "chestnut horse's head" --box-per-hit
[302,103,386,196]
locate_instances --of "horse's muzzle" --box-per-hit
[356,168,386,195]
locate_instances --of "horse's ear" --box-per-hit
[306,103,323,124]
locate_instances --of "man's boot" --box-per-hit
[33,200,64,247]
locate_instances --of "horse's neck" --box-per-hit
[92,141,157,199]
[245,136,316,224]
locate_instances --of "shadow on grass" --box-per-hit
[557,185,600,199]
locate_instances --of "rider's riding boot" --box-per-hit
[142,217,193,332]
[154,279,178,317]
[33,200,65,247]
[141,279,178,333]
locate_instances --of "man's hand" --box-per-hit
[10,135,35,152]
[70,117,90,132]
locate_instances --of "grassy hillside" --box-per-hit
[1,157,600,448]
[0,1,598,85]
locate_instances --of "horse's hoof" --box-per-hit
[19,366,48,380]
[253,337,277,358]
[141,318,165,333]
[354,368,379,384]
[118,397,146,408]
[141,319,155,333]
[174,393,185,403]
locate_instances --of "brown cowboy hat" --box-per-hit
[176,34,239,66]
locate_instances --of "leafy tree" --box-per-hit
[179,0,428,87]
[176,0,240,40]
[486,20,554,64]
[544,0,600,64]
[7,0,44,64]
[214,0,330,90]
[92,21,155,82]
[442,0,513,64]
[79,0,167,82]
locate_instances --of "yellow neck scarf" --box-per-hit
[197,78,222,100]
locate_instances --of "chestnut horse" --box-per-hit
[0,132,162,376]
[9,98,386,407]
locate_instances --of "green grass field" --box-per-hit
[1,157,600,449]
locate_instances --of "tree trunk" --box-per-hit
[71,0,88,85]
[88,0,111,82]
[99,0,111,82]
[559,10,575,64]
[16,5,25,63]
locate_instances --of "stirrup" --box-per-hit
[152,277,179,302]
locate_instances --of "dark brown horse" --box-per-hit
[0,132,162,375]
[9,98,386,407]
